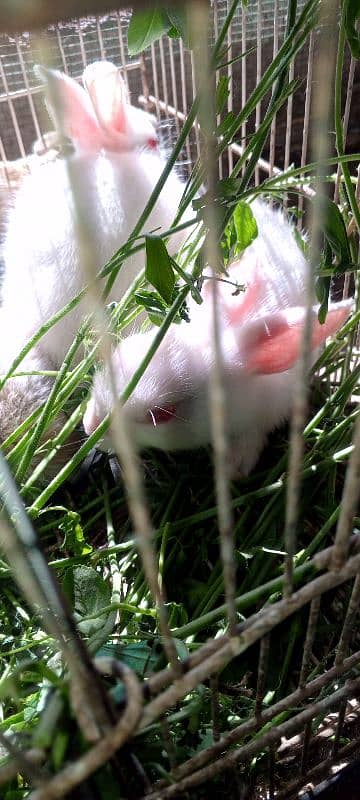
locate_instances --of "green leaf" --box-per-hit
[127,8,171,55]
[316,241,333,323]
[233,201,258,255]
[216,110,236,137]
[135,289,167,326]
[344,0,360,58]
[145,235,176,303]
[216,75,230,114]
[97,641,159,677]
[59,511,92,557]
[72,566,115,652]
[321,198,351,269]
[167,25,179,38]
[52,730,69,772]
[166,8,192,48]
[316,275,332,324]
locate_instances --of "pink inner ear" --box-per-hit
[83,62,128,136]
[243,302,351,375]
[46,70,102,149]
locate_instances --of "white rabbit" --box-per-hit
[83,199,352,476]
[0,61,192,457]
[1,60,192,367]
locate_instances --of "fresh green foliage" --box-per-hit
[145,235,176,304]
[315,198,352,319]
[127,9,171,55]
[232,201,258,255]
[343,0,360,57]
[128,6,194,55]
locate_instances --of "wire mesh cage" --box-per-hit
[0,1,359,799]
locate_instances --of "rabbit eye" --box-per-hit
[145,405,176,425]
[147,137,158,150]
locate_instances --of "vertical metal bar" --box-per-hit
[241,2,247,176]
[0,136,11,187]
[160,717,177,770]
[116,11,130,91]
[335,574,360,664]
[255,635,270,717]
[269,0,279,178]
[159,36,170,117]
[331,414,360,570]
[331,697,347,758]
[268,744,276,799]
[168,38,180,136]
[190,0,237,633]
[0,59,27,158]
[139,53,150,104]
[150,42,161,119]
[16,38,42,142]
[283,2,339,598]
[334,56,356,204]
[299,597,321,688]
[77,18,87,68]
[301,719,313,775]
[227,0,233,173]
[56,24,69,73]
[283,58,295,209]
[190,50,201,157]
[213,0,223,179]
[255,0,263,187]
[179,38,192,168]
[297,31,315,225]
[96,17,106,61]
[210,675,220,742]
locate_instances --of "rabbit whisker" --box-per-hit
[153,405,188,424]
[149,409,157,428]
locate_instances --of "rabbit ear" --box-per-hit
[239,300,352,375]
[83,61,158,149]
[34,65,102,150]
[82,61,128,135]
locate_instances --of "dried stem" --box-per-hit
[29,658,143,800]
[189,0,237,634]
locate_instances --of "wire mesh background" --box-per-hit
[0,1,359,799]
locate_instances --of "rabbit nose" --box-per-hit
[83,400,101,435]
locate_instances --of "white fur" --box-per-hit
[1,61,192,369]
[2,151,191,364]
[84,200,352,476]
[0,61,192,463]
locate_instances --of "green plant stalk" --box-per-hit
[104,0,239,298]
[22,402,86,492]
[27,283,192,514]
[297,506,340,564]
[0,216,195,394]
[335,4,360,234]
[16,325,88,483]
[172,559,319,640]
[178,0,318,217]
[0,541,135,579]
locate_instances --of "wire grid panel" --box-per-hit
[0,2,359,799]
[0,12,140,162]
